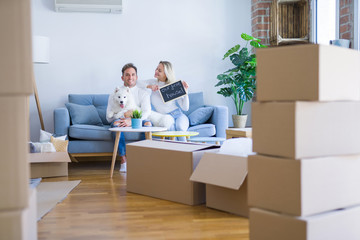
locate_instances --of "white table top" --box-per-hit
[109,126,167,133]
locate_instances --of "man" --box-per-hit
[107,63,151,172]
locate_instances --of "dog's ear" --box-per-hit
[115,86,120,93]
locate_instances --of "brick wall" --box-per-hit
[339,0,354,46]
[251,0,272,46]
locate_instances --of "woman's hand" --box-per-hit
[124,110,133,118]
[147,85,159,91]
[113,118,131,127]
[182,81,189,90]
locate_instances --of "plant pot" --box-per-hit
[131,118,142,129]
[232,114,247,128]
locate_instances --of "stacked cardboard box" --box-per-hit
[249,44,360,240]
[0,0,35,239]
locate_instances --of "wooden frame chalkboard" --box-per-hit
[159,80,187,103]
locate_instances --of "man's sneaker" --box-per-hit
[119,162,127,173]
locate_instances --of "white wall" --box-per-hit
[30,0,252,141]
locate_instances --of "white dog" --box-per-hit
[107,86,138,120]
[149,111,174,130]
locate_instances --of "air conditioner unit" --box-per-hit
[55,0,122,14]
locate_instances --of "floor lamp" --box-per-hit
[32,36,50,131]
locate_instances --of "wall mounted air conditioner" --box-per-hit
[55,0,122,14]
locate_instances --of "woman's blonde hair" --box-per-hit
[159,61,176,83]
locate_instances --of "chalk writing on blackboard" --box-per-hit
[159,80,187,103]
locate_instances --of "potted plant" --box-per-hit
[215,33,267,128]
[131,109,142,129]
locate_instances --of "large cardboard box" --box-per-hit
[248,154,360,216]
[22,188,37,240]
[190,152,248,217]
[29,152,71,178]
[0,0,33,95]
[250,207,360,240]
[256,44,360,102]
[252,101,360,159]
[126,140,220,205]
[0,96,29,211]
[0,188,37,240]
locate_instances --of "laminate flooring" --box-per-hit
[37,161,249,240]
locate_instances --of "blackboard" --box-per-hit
[159,80,187,103]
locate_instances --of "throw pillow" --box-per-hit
[65,103,103,126]
[40,130,67,142]
[39,129,53,142]
[51,136,69,152]
[32,142,56,153]
[188,107,214,126]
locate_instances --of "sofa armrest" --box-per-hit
[54,107,70,137]
[207,105,228,138]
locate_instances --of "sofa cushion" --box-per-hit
[65,103,103,126]
[183,92,204,116]
[69,124,112,141]
[69,94,110,125]
[188,123,216,137]
[188,106,214,126]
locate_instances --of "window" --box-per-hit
[355,0,359,49]
[313,0,338,45]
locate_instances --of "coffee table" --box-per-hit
[109,126,167,178]
[152,131,199,141]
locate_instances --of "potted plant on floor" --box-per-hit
[131,109,142,129]
[215,33,267,128]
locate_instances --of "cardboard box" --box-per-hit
[0,96,29,211]
[29,152,71,178]
[0,188,37,240]
[252,101,360,159]
[256,44,360,102]
[0,0,33,95]
[248,154,360,216]
[22,188,37,240]
[250,207,360,240]
[126,140,220,205]
[190,152,248,217]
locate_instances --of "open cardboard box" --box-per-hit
[248,154,360,217]
[250,206,360,240]
[256,44,360,102]
[252,101,360,159]
[190,152,249,217]
[29,152,71,178]
[126,140,220,205]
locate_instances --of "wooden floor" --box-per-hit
[38,161,249,240]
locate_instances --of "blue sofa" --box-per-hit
[54,92,228,159]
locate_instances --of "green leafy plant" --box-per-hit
[215,33,267,115]
[131,109,142,119]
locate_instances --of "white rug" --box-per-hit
[36,180,81,221]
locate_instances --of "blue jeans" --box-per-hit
[168,108,189,141]
[110,120,126,156]
[110,119,151,156]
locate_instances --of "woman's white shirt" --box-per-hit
[139,79,189,114]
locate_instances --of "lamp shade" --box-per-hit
[32,36,50,63]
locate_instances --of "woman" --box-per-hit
[145,61,190,141]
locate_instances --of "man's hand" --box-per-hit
[113,118,131,127]
[124,110,133,118]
